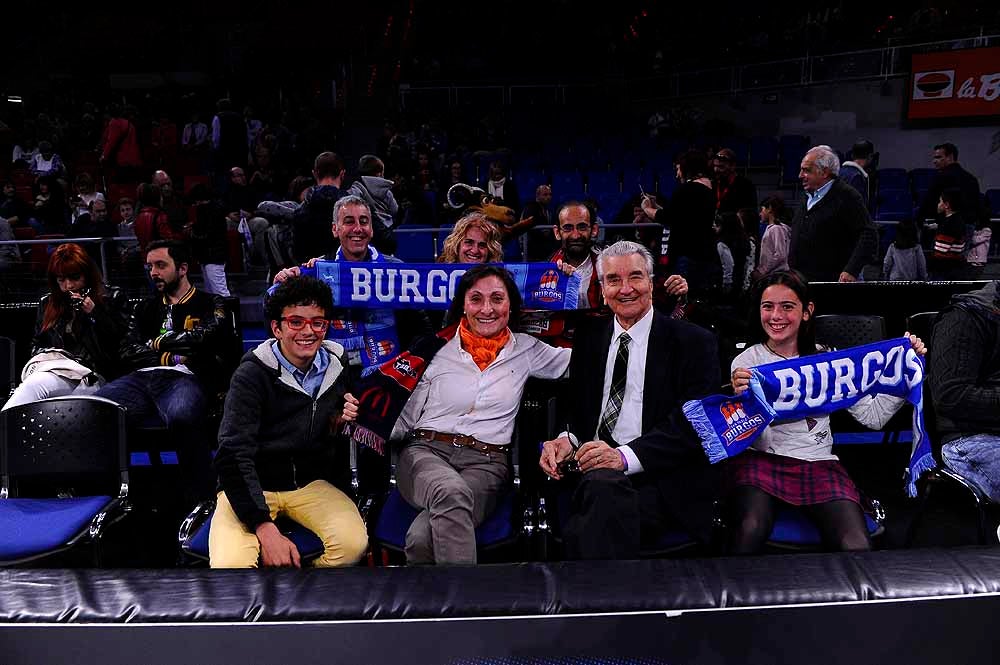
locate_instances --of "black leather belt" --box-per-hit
[410,429,508,455]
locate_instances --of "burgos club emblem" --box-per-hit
[720,400,766,446]
[532,269,563,303]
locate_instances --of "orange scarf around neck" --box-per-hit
[459,318,510,371]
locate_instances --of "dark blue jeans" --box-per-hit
[97,370,215,503]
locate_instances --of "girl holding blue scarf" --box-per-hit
[728,271,926,554]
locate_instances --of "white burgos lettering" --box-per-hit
[351,268,371,301]
[878,345,904,387]
[374,268,397,302]
[904,347,924,388]
[427,270,449,303]
[801,361,830,408]
[860,350,884,393]
[774,368,801,410]
[830,357,858,403]
[399,270,424,304]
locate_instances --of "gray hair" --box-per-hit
[332,194,370,225]
[596,241,655,282]
[807,145,840,176]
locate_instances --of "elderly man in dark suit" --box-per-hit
[788,145,878,283]
[540,240,720,560]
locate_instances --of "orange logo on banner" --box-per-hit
[909,47,1000,121]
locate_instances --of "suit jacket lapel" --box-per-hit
[582,318,614,439]
[642,312,670,432]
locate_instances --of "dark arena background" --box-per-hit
[1,3,999,664]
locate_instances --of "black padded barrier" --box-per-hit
[4,549,1000,664]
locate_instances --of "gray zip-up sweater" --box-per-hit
[214,339,351,530]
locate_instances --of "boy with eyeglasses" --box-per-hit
[210,275,368,568]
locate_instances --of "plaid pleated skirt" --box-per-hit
[726,449,861,506]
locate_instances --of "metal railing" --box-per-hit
[0,236,135,278]
[398,34,1000,106]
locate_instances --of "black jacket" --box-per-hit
[292,184,343,262]
[120,285,232,392]
[789,179,879,282]
[929,283,1000,445]
[716,174,758,215]
[31,285,129,381]
[566,310,721,542]
[654,180,719,264]
[918,162,983,224]
[215,340,352,530]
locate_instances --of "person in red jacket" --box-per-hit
[100,103,143,183]
[133,183,177,252]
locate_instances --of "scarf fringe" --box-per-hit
[683,399,731,463]
[347,423,386,456]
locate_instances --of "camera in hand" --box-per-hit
[71,288,92,311]
[557,431,582,475]
[557,457,580,475]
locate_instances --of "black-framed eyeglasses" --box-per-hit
[281,316,330,332]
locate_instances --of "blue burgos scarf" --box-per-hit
[312,260,581,311]
[284,256,580,373]
[682,337,933,497]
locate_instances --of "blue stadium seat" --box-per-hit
[179,499,324,564]
[876,168,909,192]
[876,188,914,221]
[0,396,130,566]
[597,192,634,222]
[392,228,437,262]
[779,135,810,184]
[986,189,1000,217]
[586,170,621,197]
[767,504,883,549]
[516,171,546,202]
[909,168,936,197]
[749,136,780,168]
[550,170,584,201]
[373,487,518,554]
[622,168,655,197]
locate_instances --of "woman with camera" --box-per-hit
[3,243,129,410]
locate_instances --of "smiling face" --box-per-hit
[459,226,490,263]
[600,252,653,327]
[271,303,327,371]
[759,284,813,351]
[463,275,511,338]
[555,204,597,261]
[334,202,373,260]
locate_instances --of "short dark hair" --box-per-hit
[748,269,817,358]
[939,187,964,211]
[850,140,875,160]
[934,143,958,160]
[137,182,161,208]
[555,200,596,227]
[289,176,315,201]
[357,154,384,177]
[146,239,191,269]
[760,195,788,222]
[675,149,710,180]
[445,265,522,332]
[313,151,345,180]
[264,276,335,326]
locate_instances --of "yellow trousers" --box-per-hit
[209,480,368,568]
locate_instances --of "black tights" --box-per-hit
[727,485,872,554]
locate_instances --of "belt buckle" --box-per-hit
[452,433,465,448]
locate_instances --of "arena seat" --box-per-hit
[778,135,809,185]
[749,136,780,168]
[986,189,1000,218]
[393,228,437,262]
[0,396,130,566]
[876,168,909,192]
[875,189,914,221]
[178,498,324,565]
[0,336,14,406]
